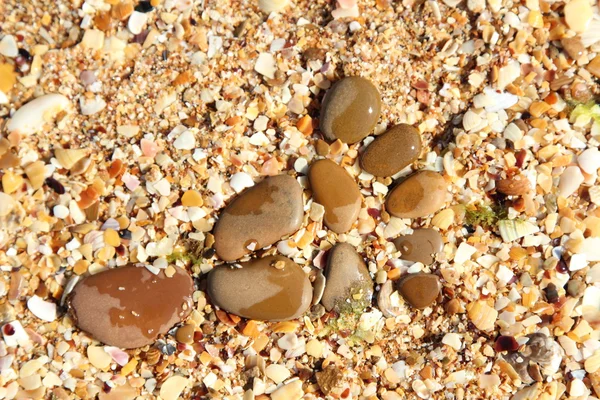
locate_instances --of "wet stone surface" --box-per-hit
[308,159,362,234]
[386,170,446,218]
[394,228,443,264]
[207,255,313,321]
[320,76,382,144]
[68,265,194,349]
[396,273,441,309]
[321,243,373,312]
[360,124,422,177]
[213,174,304,261]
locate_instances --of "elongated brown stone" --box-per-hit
[207,256,313,321]
[308,159,362,234]
[320,76,382,144]
[213,175,304,261]
[68,265,194,349]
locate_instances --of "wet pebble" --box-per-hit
[213,175,304,261]
[175,324,195,344]
[321,243,373,312]
[68,265,194,348]
[207,256,313,321]
[394,228,443,264]
[396,273,441,309]
[386,171,446,218]
[360,124,421,177]
[308,159,362,234]
[320,76,382,144]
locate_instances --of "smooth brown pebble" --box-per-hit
[396,273,441,309]
[321,243,373,312]
[308,159,362,234]
[68,265,194,349]
[386,171,446,218]
[175,324,195,344]
[213,174,303,261]
[207,256,313,321]
[360,124,421,177]
[394,228,443,264]
[320,76,382,144]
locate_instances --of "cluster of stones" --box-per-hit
[68,76,448,348]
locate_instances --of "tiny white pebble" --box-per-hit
[173,130,196,150]
[0,35,18,58]
[253,115,269,131]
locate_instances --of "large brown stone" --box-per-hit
[396,273,441,309]
[394,228,443,264]
[68,265,194,349]
[207,256,313,321]
[386,171,446,218]
[213,175,304,261]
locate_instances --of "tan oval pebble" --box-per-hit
[68,265,194,349]
[320,76,382,144]
[394,228,443,264]
[213,174,303,261]
[360,124,422,177]
[396,273,441,309]
[308,159,362,234]
[175,324,195,344]
[207,256,313,321]
[386,171,446,218]
[321,243,373,312]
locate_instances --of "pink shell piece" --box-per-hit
[141,139,159,158]
[338,0,357,9]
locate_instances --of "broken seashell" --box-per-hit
[7,94,70,135]
[377,280,404,318]
[498,219,539,242]
[258,0,289,12]
[55,148,87,170]
[27,295,57,322]
[0,192,16,217]
[312,271,326,305]
[24,161,46,190]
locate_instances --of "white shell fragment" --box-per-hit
[128,11,148,35]
[0,192,16,217]
[498,219,539,242]
[7,94,71,135]
[27,295,57,322]
[558,166,584,198]
[229,172,254,193]
[0,35,18,58]
[254,53,277,79]
[578,148,600,174]
[258,0,289,12]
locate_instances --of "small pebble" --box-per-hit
[394,228,443,264]
[53,205,69,219]
[0,35,18,58]
[386,171,446,218]
[175,324,195,344]
[360,124,422,177]
[396,273,441,309]
[128,11,148,35]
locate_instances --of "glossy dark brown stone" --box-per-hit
[320,76,382,144]
[207,256,312,321]
[394,228,443,264]
[213,175,304,261]
[386,171,446,218]
[68,265,194,349]
[360,124,421,177]
[308,159,361,234]
[321,243,373,312]
[396,273,441,309]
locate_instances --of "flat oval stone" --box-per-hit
[320,76,382,144]
[386,171,446,218]
[308,159,361,234]
[207,256,312,321]
[213,175,304,261]
[321,243,373,312]
[68,265,194,349]
[396,273,441,309]
[394,228,443,264]
[360,124,421,177]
